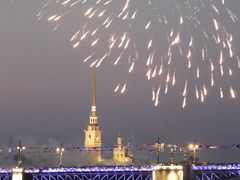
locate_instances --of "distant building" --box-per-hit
[113,135,133,165]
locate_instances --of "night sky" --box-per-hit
[0,0,240,162]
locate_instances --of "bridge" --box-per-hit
[0,164,240,180]
[24,166,152,180]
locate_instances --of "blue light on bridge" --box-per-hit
[0,169,12,173]
[24,166,153,173]
[192,164,240,170]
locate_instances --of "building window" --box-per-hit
[89,135,91,140]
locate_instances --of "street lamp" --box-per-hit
[17,140,25,167]
[155,137,164,164]
[189,140,199,165]
[170,147,176,165]
[56,144,64,167]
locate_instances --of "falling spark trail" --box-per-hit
[152,88,155,102]
[220,87,224,99]
[195,86,199,100]
[171,33,180,46]
[114,84,120,93]
[182,96,186,109]
[230,87,236,99]
[83,53,95,62]
[129,62,135,73]
[96,51,110,68]
[121,83,127,94]
[154,86,161,106]
[182,81,188,97]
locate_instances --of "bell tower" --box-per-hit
[84,67,102,162]
[113,134,133,165]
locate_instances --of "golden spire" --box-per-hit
[90,66,97,117]
[85,65,102,151]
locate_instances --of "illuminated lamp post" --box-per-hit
[56,143,64,167]
[189,140,199,165]
[17,140,25,167]
[155,137,164,164]
[170,148,176,165]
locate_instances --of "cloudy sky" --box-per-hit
[0,0,239,162]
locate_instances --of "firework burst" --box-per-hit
[37,0,240,108]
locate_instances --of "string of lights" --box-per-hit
[0,143,239,154]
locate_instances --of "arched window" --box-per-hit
[89,135,91,140]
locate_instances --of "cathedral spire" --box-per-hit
[90,66,97,118]
[84,66,102,153]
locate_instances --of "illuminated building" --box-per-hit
[84,67,102,163]
[113,135,133,165]
[83,68,133,165]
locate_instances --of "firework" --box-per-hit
[37,0,240,108]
